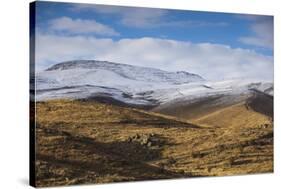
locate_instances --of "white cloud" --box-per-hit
[120,10,228,28]
[35,33,273,81]
[120,8,167,28]
[71,4,228,28]
[48,17,119,36]
[239,16,273,49]
[71,4,166,26]
[70,4,165,27]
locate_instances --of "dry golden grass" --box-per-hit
[35,99,273,187]
[192,102,271,128]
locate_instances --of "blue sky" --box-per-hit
[34,1,273,80]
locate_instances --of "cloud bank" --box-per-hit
[48,17,119,36]
[35,33,273,81]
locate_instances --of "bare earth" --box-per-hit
[35,93,273,187]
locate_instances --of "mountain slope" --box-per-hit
[35,99,273,186]
[36,60,273,107]
[153,88,273,122]
[34,60,273,187]
[36,60,204,103]
[43,60,203,84]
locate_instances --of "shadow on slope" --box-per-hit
[35,126,187,187]
[246,90,273,120]
[81,94,158,110]
[152,94,249,120]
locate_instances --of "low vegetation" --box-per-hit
[35,99,273,187]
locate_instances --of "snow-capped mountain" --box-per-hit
[35,60,273,106]
[45,60,204,84]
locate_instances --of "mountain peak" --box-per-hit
[37,60,273,105]
[46,60,112,71]
[45,60,204,84]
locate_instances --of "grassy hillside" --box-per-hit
[35,99,273,187]
[152,94,249,120]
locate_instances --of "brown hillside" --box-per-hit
[35,99,273,187]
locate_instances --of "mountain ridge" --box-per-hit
[36,60,273,107]
[45,60,204,84]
